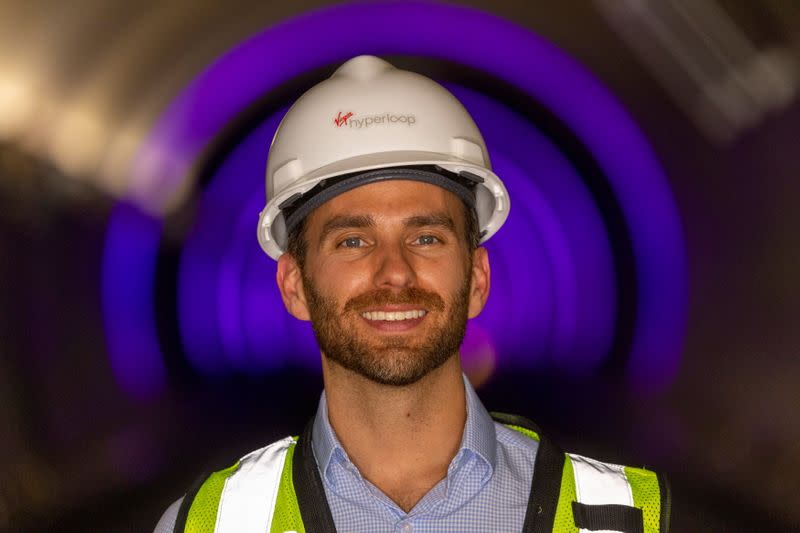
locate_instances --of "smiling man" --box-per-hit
[156,55,670,533]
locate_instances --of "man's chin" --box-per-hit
[346,364,437,388]
[324,348,453,387]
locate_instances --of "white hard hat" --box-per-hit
[257,55,510,260]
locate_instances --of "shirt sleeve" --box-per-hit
[153,496,183,533]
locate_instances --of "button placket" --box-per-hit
[397,521,413,533]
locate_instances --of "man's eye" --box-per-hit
[340,237,363,248]
[415,235,439,245]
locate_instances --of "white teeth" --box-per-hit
[361,310,427,321]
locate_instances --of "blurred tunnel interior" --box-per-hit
[1,0,799,531]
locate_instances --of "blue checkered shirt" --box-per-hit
[311,376,539,533]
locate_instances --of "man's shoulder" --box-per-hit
[490,411,543,449]
[153,496,183,533]
[153,437,295,533]
[494,419,541,451]
[490,412,542,477]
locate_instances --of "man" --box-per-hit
[156,55,670,532]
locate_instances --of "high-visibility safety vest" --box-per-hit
[173,413,671,533]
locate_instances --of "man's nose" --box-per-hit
[373,241,416,288]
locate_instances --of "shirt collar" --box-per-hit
[459,373,498,472]
[311,374,497,483]
[311,389,346,485]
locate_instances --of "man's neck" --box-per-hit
[321,355,467,512]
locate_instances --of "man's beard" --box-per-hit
[303,270,472,387]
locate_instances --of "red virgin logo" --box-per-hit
[333,111,353,127]
[332,111,416,129]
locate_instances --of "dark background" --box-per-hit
[1,1,799,531]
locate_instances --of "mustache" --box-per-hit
[343,287,446,313]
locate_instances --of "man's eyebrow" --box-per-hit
[318,214,375,243]
[403,213,457,232]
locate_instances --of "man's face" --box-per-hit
[277,180,490,386]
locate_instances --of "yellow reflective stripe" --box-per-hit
[185,462,240,533]
[552,454,579,533]
[625,466,662,533]
[270,438,305,533]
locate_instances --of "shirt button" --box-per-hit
[398,522,413,533]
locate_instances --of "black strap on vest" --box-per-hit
[293,418,338,533]
[490,412,565,533]
[572,502,644,533]
[173,469,213,532]
[657,470,672,533]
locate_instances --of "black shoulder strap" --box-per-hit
[293,417,338,533]
[490,412,565,533]
[658,471,672,532]
[172,470,210,532]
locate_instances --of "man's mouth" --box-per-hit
[360,309,427,322]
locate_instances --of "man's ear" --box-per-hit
[276,253,311,321]
[467,246,491,319]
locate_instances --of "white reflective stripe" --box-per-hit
[568,453,634,533]
[215,436,294,533]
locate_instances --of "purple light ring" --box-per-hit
[453,85,616,370]
[164,1,682,386]
[177,221,228,374]
[217,195,261,370]
[101,204,167,400]
[491,152,579,364]
[476,165,555,365]
[116,0,684,394]
[188,84,614,374]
